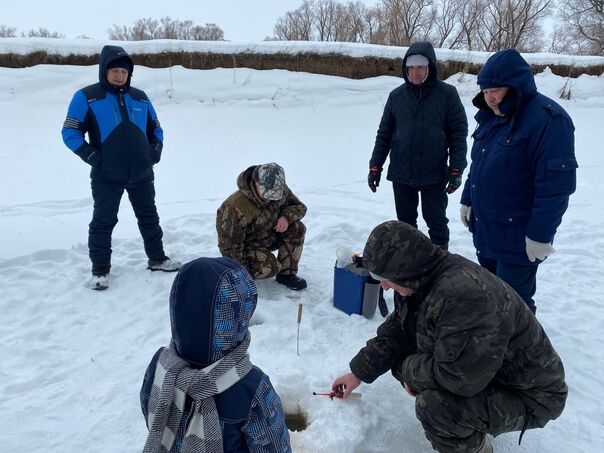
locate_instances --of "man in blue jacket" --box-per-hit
[368,42,468,251]
[460,49,578,313]
[62,45,180,290]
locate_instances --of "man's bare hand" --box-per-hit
[275,216,289,233]
[331,373,361,399]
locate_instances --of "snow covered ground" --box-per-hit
[1,61,603,452]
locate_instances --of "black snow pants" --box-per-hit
[88,172,164,272]
[392,182,449,247]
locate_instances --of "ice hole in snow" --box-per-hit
[284,409,309,432]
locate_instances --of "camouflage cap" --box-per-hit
[363,221,446,290]
[253,163,286,201]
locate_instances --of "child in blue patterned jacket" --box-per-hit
[140,257,291,452]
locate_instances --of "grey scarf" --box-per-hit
[143,333,252,453]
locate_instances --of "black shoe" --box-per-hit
[276,273,307,290]
[147,255,181,272]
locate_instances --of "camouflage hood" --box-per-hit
[363,221,447,292]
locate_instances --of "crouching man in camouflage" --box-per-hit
[216,163,308,290]
[332,221,567,452]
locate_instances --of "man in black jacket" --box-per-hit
[368,42,468,250]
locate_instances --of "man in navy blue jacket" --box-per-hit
[461,49,578,313]
[62,45,180,290]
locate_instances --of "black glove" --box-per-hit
[151,141,163,164]
[75,144,101,168]
[368,165,382,193]
[445,168,462,194]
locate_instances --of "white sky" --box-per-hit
[2,0,378,41]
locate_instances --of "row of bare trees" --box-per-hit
[272,0,604,55]
[550,0,604,56]
[0,25,64,38]
[2,2,601,54]
[107,17,224,41]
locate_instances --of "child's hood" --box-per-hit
[169,257,257,366]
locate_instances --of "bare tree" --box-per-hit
[21,27,65,38]
[360,4,387,44]
[273,0,385,43]
[274,0,315,40]
[430,0,487,49]
[346,2,370,42]
[552,0,604,55]
[314,0,338,41]
[160,16,180,39]
[0,25,17,38]
[456,0,488,50]
[379,0,435,46]
[107,17,224,41]
[432,0,460,48]
[332,2,355,41]
[270,0,554,51]
[191,23,224,41]
[476,0,552,52]
[108,18,159,40]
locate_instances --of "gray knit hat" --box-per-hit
[253,163,286,201]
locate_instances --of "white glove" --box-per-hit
[525,237,555,262]
[460,205,471,228]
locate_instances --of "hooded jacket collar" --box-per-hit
[402,42,438,89]
[473,49,537,118]
[99,45,133,94]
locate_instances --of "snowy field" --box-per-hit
[1,61,603,452]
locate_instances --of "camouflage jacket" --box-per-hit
[352,221,567,418]
[216,165,307,265]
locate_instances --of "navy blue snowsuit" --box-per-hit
[140,257,292,452]
[62,45,166,272]
[461,49,578,310]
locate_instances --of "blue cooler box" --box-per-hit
[333,263,379,317]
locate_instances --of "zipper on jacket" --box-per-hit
[117,90,133,180]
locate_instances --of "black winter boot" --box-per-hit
[91,265,111,291]
[276,273,307,290]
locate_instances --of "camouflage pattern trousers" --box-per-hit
[245,221,306,279]
[415,385,554,452]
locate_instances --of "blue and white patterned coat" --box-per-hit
[140,257,291,452]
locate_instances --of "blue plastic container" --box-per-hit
[333,263,379,317]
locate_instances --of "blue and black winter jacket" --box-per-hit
[140,257,292,453]
[61,45,163,181]
[461,49,578,265]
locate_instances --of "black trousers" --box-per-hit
[392,182,449,246]
[88,174,164,269]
